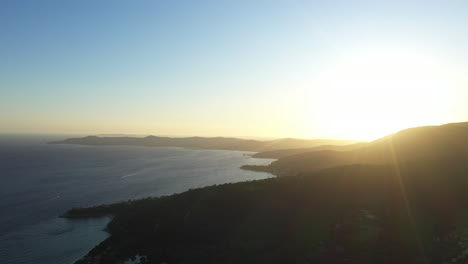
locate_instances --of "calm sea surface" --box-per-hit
[0,135,275,264]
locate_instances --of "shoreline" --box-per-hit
[59,148,277,263]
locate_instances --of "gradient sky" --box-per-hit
[1,0,468,140]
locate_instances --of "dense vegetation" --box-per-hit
[66,122,468,264]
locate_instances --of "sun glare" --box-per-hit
[312,45,452,141]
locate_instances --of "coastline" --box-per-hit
[59,148,277,264]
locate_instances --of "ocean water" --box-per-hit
[0,135,275,264]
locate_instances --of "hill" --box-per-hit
[245,122,468,176]
[251,142,368,159]
[63,121,468,264]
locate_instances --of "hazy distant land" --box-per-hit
[51,135,359,152]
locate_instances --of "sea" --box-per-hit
[0,134,275,264]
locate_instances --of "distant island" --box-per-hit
[64,122,468,264]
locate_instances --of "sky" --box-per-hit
[1,0,468,140]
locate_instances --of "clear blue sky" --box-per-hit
[2,0,468,139]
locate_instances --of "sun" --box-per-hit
[309,44,453,141]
